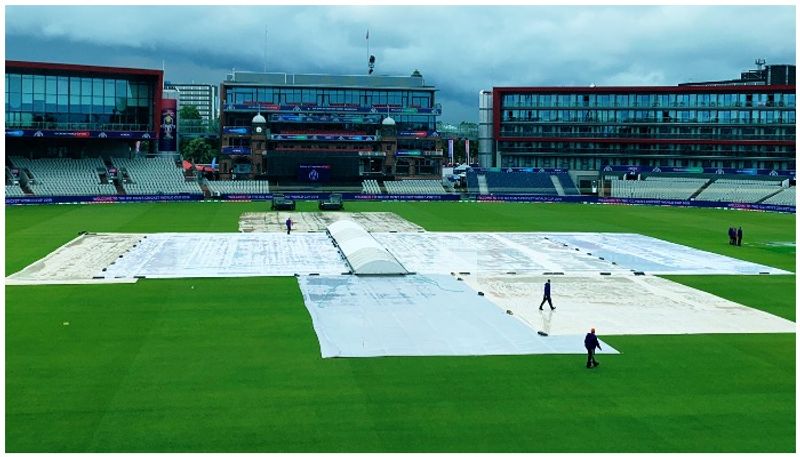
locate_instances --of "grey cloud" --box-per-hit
[6,5,795,123]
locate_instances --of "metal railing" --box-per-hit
[5,121,150,132]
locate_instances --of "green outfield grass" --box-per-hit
[5,201,796,452]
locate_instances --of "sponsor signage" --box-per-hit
[271,134,377,142]
[448,139,454,162]
[269,113,383,124]
[223,126,251,135]
[225,103,441,116]
[398,130,438,138]
[221,146,252,155]
[297,164,332,183]
[396,150,423,157]
[158,99,178,152]
[500,167,570,174]
[5,194,203,205]
[4,193,794,213]
[352,194,461,201]
[601,165,795,177]
[5,129,153,139]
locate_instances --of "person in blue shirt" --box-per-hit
[584,328,602,368]
[538,279,555,311]
[285,217,293,235]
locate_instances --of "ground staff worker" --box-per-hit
[539,279,555,311]
[585,328,602,368]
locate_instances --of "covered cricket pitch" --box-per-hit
[7,211,793,358]
[5,201,795,452]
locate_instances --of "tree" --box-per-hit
[181,137,216,164]
[179,105,202,121]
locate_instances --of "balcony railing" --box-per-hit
[498,131,796,141]
[5,121,150,132]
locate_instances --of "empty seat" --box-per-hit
[610,177,708,200]
[696,178,783,203]
[205,179,270,195]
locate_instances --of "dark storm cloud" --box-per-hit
[5,5,795,122]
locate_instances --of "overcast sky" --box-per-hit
[5,5,796,123]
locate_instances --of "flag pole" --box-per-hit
[366,28,370,74]
[263,26,268,73]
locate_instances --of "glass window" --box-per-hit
[22,91,33,106]
[57,95,69,113]
[115,80,127,100]
[738,111,749,123]
[93,79,104,97]
[9,73,21,94]
[31,75,44,94]
[256,88,268,103]
[9,91,21,110]
[46,92,57,112]
[22,75,33,94]
[81,95,92,114]
[68,77,79,97]
[56,77,69,96]
[42,76,56,95]
[388,92,402,105]
[104,79,115,98]
[82,78,92,96]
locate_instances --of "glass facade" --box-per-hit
[225,86,433,109]
[496,89,796,171]
[5,72,155,131]
[219,80,441,179]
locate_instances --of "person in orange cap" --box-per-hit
[584,327,602,368]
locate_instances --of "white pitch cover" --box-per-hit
[298,274,619,358]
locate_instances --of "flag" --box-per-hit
[366,29,369,40]
[448,139,454,163]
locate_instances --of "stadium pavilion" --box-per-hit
[218,69,443,183]
[5,60,165,158]
[479,63,796,189]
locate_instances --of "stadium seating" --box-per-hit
[484,171,559,195]
[361,179,382,194]
[761,188,795,206]
[10,157,117,197]
[5,184,26,197]
[556,174,581,195]
[113,157,202,195]
[610,176,708,200]
[383,180,447,195]
[695,178,783,204]
[205,179,270,195]
[465,171,480,193]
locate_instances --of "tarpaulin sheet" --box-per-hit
[298,274,619,358]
